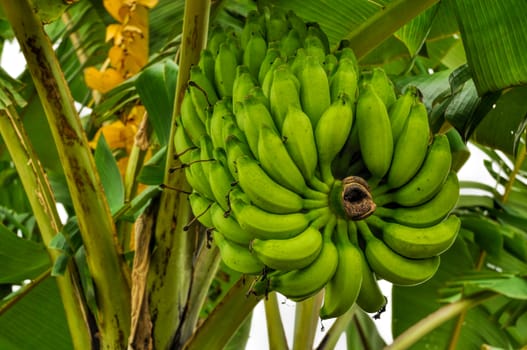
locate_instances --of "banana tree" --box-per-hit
[0,0,526,349]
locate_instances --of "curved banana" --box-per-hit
[265,6,288,43]
[224,134,252,180]
[367,215,461,259]
[388,86,417,143]
[189,66,218,122]
[209,99,234,150]
[209,151,235,211]
[297,55,331,126]
[356,83,393,181]
[269,64,301,130]
[198,49,215,84]
[258,47,281,85]
[173,119,195,164]
[357,221,440,286]
[213,231,264,275]
[375,134,452,206]
[199,135,214,178]
[253,217,339,301]
[329,57,358,104]
[304,31,327,64]
[211,203,253,245]
[230,198,328,240]
[364,67,396,108]
[258,125,325,200]
[185,149,214,200]
[320,219,363,319]
[285,10,307,42]
[386,100,431,189]
[280,28,303,58]
[214,42,239,98]
[243,30,267,80]
[306,23,330,58]
[251,226,323,271]
[188,191,214,228]
[375,172,460,227]
[232,66,256,117]
[315,94,354,184]
[238,95,277,157]
[180,89,206,146]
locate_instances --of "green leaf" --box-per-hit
[0,223,50,284]
[94,134,124,214]
[463,275,527,300]
[395,5,437,57]
[346,308,386,349]
[0,277,73,349]
[136,59,178,146]
[453,0,527,94]
[460,215,504,256]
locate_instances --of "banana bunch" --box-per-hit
[174,7,461,320]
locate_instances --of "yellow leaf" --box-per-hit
[137,0,158,9]
[104,0,130,22]
[84,67,124,93]
[106,23,123,43]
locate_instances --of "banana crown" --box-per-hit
[174,6,461,319]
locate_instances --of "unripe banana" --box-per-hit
[320,219,363,319]
[243,30,267,80]
[224,134,252,179]
[297,55,331,126]
[258,47,281,85]
[185,149,214,200]
[173,119,195,164]
[258,126,325,200]
[285,10,307,41]
[232,66,256,116]
[280,29,303,58]
[265,7,288,43]
[357,221,440,286]
[188,191,214,228]
[324,54,338,77]
[180,89,206,146]
[363,67,396,108]
[209,151,235,211]
[253,217,339,301]
[306,23,330,57]
[269,65,301,130]
[189,66,218,122]
[230,198,328,240]
[251,226,323,271]
[290,47,306,77]
[315,94,354,184]
[356,84,393,181]
[209,99,234,150]
[211,203,252,245]
[214,42,239,98]
[304,32,327,64]
[356,257,387,313]
[388,86,417,143]
[281,107,329,193]
[199,135,214,178]
[198,49,215,84]
[386,100,431,189]
[445,127,470,172]
[261,56,284,98]
[375,134,452,207]
[240,95,277,157]
[375,172,460,227]
[367,215,461,259]
[208,26,228,57]
[213,231,263,275]
[235,155,304,214]
[241,11,265,48]
[329,58,358,104]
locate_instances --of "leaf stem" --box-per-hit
[264,292,289,350]
[317,305,358,350]
[502,140,526,204]
[346,0,439,59]
[293,292,324,350]
[1,1,132,348]
[384,291,497,350]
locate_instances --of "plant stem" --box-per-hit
[0,106,92,349]
[264,292,289,350]
[502,140,526,204]
[146,0,211,348]
[0,1,131,348]
[384,291,497,350]
[182,276,262,350]
[345,0,439,59]
[293,291,324,350]
[317,305,358,350]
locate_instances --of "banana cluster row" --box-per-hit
[174,7,461,320]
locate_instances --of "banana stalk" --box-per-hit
[316,305,358,350]
[146,1,211,348]
[0,1,131,348]
[0,106,91,349]
[264,293,289,350]
[293,292,324,350]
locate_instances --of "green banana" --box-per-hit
[258,47,281,85]
[375,172,460,227]
[199,135,214,178]
[320,219,363,319]
[230,198,329,240]
[304,31,327,64]
[207,26,228,57]
[306,23,330,58]
[446,127,471,172]
[213,231,264,275]
[258,126,326,200]
[173,119,195,164]
[356,83,393,181]
[235,155,305,214]
[329,57,358,104]
[180,89,206,146]
[285,10,307,41]
[314,94,354,184]
[251,226,323,271]
[290,47,306,77]
[261,56,284,98]
[189,66,218,122]
[188,191,214,228]
[209,99,234,150]
[211,203,253,245]
[243,31,267,80]
[357,221,440,286]
[297,55,331,126]
[198,49,215,84]
[364,67,396,108]
[367,215,461,259]
[232,66,256,116]
[265,6,288,43]
[388,86,417,143]
[214,42,239,98]
[280,28,303,58]
[269,64,302,130]
[240,11,265,48]
[185,149,214,200]
[253,217,339,301]
[324,54,338,77]
[209,150,235,211]
[374,134,452,206]
[238,95,277,157]
[224,134,252,180]
[281,107,328,193]
[386,99,431,189]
